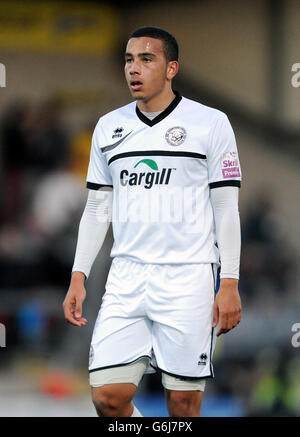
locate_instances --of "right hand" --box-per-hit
[62,272,87,327]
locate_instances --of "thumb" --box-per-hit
[212,300,219,328]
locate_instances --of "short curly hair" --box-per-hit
[129,26,179,62]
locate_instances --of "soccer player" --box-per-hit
[63,26,242,417]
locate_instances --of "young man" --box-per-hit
[63,26,242,417]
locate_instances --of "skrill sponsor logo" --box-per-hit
[223,159,239,168]
[221,152,240,178]
[222,167,240,178]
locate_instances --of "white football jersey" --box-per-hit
[86,91,242,264]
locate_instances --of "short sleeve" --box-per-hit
[86,121,113,190]
[207,113,242,189]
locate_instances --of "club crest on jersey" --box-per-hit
[165,126,186,146]
[112,127,123,139]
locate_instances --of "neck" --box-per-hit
[137,87,175,113]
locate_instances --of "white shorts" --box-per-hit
[89,257,217,385]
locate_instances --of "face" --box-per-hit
[124,36,177,102]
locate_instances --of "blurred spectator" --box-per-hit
[29,164,86,239]
[16,299,48,352]
[26,98,68,175]
[240,191,296,304]
[282,356,300,416]
[248,347,298,417]
[0,98,69,226]
[0,160,86,288]
[0,102,34,225]
[0,97,87,289]
[69,124,93,181]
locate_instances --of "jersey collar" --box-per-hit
[135,90,182,127]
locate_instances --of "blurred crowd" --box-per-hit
[240,192,297,307]
[0,99,298,417]
[0,99,90,288]
[0,100,91,361]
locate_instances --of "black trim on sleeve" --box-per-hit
[209,180,241,189]
[86,182,113,190]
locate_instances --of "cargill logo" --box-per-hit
[120,159,175,189]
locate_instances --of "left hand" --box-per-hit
[212,278,242,336]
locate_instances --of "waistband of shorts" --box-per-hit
[113,256,220,268]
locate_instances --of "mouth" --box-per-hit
[130,80,143,91]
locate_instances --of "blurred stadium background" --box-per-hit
[0,0,300,417]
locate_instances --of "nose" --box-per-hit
[129,58,141,76]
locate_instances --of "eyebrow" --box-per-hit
[124,52,157,58]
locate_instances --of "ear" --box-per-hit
[166,61,179,81]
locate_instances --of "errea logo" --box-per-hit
[112,127,123,138]
[120,159,175,189]
[198,353,207,366]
